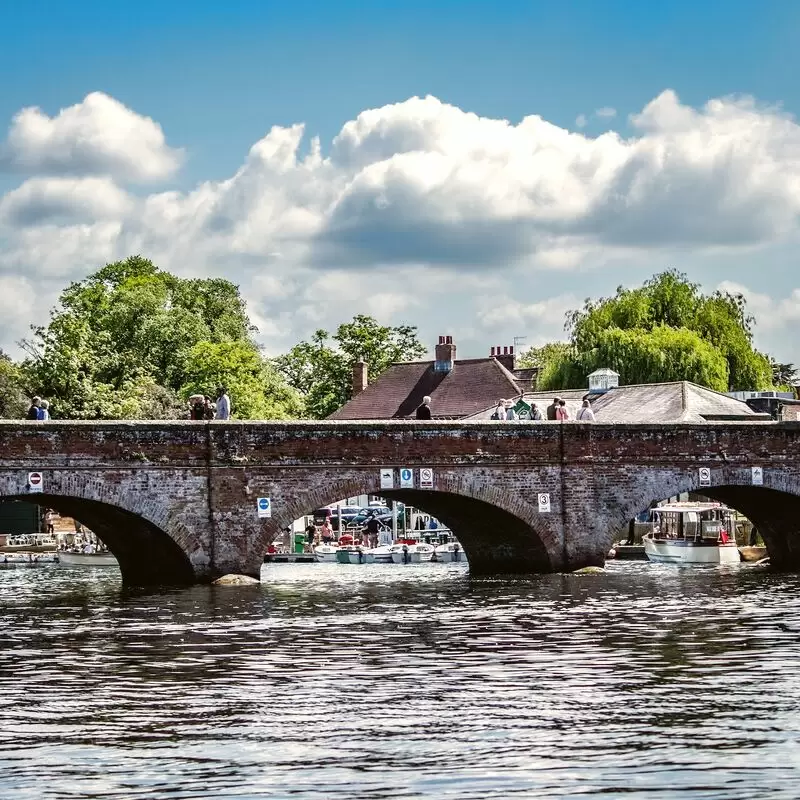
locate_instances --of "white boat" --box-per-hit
[433,542,468,563]
[368,544,394,564]
[58,550,119,567]
[642,502,740,565]
[313,544,340,563]
[334,545,374,564]
[1,552,57,564]
[390,542,435,564]
[347,548,375,564]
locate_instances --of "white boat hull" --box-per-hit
[390,544,434,564]
[347,549,375,564]
[368,546,394,563]
[313,545,339,563]
[1,552,58,564]
[643,535,740,565]
[433,544,468,563]
[58,551,119,567]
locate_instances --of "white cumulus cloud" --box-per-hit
[1,89,800,362]
[0,92,183,182]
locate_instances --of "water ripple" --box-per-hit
[2,561,800,798]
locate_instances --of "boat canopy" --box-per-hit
[654,502,724,514]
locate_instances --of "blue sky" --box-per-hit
[1,0,800,365]
[4,0,798,183]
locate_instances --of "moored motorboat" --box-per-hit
[643,502,740,565]
[347,548,375,564]
[313,544,340,563]
[1,551,58,564]
[390,542,434,564]
[58,550,119,567]
[433,542,468,563]
[368,544,394,564]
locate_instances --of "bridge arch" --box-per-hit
[606,473,800,569]
[265,474,560,574]
[0,472,200,585]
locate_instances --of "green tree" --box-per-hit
[20,255,299,419]
[0,351,29,418]
[276,315,426,418]
[524,270,773,392]
[771,360,799,390]
[180,341,303,420]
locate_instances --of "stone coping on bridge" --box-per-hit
[0,418,783,430]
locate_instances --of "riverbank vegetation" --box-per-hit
[6,255,425,420]
[1,260,790,419]
[520,271,778,393]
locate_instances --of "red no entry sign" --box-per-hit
[28,472,43,492]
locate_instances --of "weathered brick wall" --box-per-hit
[0,420,798,584]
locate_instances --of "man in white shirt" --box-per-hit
[215,387,231,420]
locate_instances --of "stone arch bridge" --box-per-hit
[1,420,799,585]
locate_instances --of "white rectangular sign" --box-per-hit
[699,467,711,487]
[28,472,43,493]
[420,467,434,490]
[538,492,551,513]
[380,468,394,489]
[399,468,414,488]
[752,466,764,486]
[256,497,272,518]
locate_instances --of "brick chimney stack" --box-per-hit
[352,359,368,396]
[491,344,516,372]
[434,335,456,372]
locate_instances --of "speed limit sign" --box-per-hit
[538,493,551,513]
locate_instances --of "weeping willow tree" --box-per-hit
[522,271,773,392]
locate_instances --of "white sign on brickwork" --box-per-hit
[752,466,764,486]
[538,493,551,513]
[256,497,272,518]
[380,468,394,489]
[699,467,711,487]
[420,468,434,489]
[28,472,43,493]
[399,468,414,488]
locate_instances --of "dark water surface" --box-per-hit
[1,561,800,799]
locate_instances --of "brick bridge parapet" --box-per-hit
[0,419,797,584]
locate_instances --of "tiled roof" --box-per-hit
[328,358,523,420]
[463,381,770,422]
[587,381,768,422]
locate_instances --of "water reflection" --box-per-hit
[2,561,800,798]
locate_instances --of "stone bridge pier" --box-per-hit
[0,420,799,585]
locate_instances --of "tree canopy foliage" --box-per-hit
[522,271,774,392]
[20,256,301,419]
[275,315,426,419]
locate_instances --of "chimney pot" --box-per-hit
[494,345,516,372]
[435,335,456,373]
[490,346,495,356]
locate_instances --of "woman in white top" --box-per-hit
[576,400,595,421]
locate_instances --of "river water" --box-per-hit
[2,561,800,799]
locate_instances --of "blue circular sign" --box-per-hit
[258,498,270,510]
[400,469,412,481]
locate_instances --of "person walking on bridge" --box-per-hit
[215,387,231,420]
[576,400,595,421]
[25,397,41,420]
[416,395,432,420]
[546,398,560,420]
